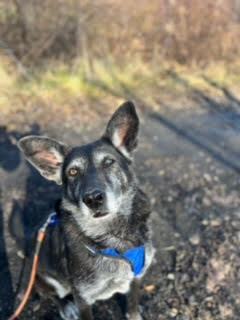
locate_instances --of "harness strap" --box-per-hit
[84,244,146,277]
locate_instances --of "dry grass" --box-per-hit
[1,54,240,127]
[1,0,240,127]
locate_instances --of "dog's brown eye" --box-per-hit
[103,158,115,168]
[68,168,78,177]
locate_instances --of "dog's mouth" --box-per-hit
[93,211,109,218]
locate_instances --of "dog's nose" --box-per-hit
[83,190,105,209]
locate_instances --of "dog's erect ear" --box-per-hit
[18,136,69,184]
[104,101,139,159]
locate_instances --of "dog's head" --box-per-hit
[18,102,139,226]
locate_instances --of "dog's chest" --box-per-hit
[77,254,134,304]
[76,242,154,305]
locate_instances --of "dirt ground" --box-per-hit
[1,94,240,319]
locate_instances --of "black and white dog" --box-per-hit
[16,102,154,320]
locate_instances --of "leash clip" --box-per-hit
[39,212,57,233]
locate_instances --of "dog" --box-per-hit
[14,101,154,320]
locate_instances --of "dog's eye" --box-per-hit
[68,168,79,177]
[103,158,115,168]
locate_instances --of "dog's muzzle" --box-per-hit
[82,190,108,218]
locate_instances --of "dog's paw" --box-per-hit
[59,301,80,320]
[127,312,143,320]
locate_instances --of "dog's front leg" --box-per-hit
[80,305,93,320]
[72,288,93,320]
[127,279,142,320]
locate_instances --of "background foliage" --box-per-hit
[1,0,240,122]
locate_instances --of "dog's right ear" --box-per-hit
[18,136,70,185]
[104,101,139,159]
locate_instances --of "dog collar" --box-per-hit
[49,212,145,277]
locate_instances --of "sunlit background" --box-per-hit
[1,0,240,125]
[0,1,240,320]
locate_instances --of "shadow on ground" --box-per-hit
[0,125,61,319]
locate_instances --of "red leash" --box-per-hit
[8,213,55,320]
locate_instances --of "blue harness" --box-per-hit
[49,212,145,277]
[100,246,145,277]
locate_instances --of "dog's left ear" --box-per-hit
[18,136,70,184]
[104,101,139,159]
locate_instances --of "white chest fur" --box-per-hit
[78,255,134,304]
[78,241,155,305]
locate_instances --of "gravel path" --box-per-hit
[0,98,240,320]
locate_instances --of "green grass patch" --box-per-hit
[1,56,240,114]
